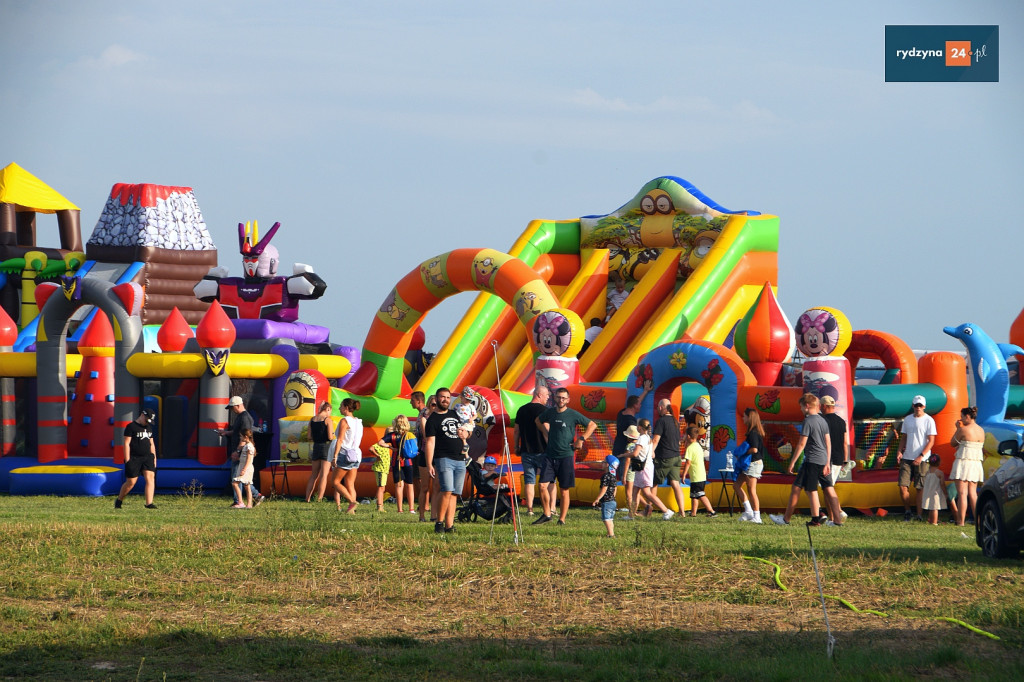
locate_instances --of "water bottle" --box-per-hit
[725,451,734,471]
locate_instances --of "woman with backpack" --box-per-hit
[379,414,418,514]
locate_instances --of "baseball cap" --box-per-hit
[604,454,619,469]
[912,395,926,408]
[141,408,156,422]
[226,396,244,409]
[820,396,836,406]
[484,456,497,465]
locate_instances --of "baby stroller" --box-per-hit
[457,460,515,524]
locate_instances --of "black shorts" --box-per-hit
[689,480,707,499]
[310,442,332,462]
[539,456,575,489]
[793,462,832,493]
[124,453,156,479]
[392,464,415,485]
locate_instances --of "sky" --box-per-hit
[2,0,1021,357]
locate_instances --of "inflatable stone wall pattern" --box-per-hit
[88,190,215,251]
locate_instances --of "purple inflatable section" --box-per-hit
[335,345,360,387]
[232,319,330,344]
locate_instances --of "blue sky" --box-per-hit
[2,1,1021,355]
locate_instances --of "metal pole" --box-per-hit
[805,523,836,658]
[489,340,521,545]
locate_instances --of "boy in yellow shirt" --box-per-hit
[681,425,717,518]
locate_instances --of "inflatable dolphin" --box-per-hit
[943,323,1024,426]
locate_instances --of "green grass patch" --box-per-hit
[0,494,1020,679]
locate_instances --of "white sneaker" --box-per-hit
[769,513,788,526]
[751,515,763,524]
[825,520,842,527]
[662,510,675,521]
[738,511,753,522]
[840,511,848,523]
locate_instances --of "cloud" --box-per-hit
[83,45,147,69]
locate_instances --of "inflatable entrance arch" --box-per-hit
[34,279,144,462]
[626,340,756,473]
[345,248,577,398]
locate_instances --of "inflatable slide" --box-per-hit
[415,177,778,395]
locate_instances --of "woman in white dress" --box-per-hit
[949,406,985,527]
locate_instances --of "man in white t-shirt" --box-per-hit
[893,394,937,521]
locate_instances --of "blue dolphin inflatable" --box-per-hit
[943,323,1022,425]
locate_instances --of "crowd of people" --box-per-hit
[111,387,990,534]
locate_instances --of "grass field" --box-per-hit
[0,491,1022,681]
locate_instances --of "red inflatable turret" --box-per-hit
[67,313,116,456]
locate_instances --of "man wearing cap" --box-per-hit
[770,394,842,526]
[115,409,158,509]
[820,395,850,524]
[217,396,265,507]
[889,395,936,521]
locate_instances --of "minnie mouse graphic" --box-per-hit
[533,311,572,356]
[795,309,840,357]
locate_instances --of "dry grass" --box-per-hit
[0,495,1021,679]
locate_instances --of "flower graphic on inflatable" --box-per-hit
[700,358,723,389]
[580,389,607,413]
[633,363,653,389]
[669,351,687,370]
[712,424,735,453]
[756,389,781,414]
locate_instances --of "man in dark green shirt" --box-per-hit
[533,387,596,525]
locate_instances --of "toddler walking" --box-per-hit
[592,455,619,537]
[921,453,949,525]
[231,429,256,508]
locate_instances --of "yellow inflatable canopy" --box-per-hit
[0,162,79,212]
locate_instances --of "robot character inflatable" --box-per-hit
[193,221,327,323]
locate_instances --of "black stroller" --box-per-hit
[456,461,515,524]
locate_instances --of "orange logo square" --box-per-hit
[946,41,971,66]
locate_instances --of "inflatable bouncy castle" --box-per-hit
[1,163,1021,513]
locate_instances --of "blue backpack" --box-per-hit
[400,433,419,465]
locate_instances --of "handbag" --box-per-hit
[336,446,361,468]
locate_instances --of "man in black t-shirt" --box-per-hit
[650,399,684,519]
[514,385,549,514]
[820,395,849,523]
[115,409,158,509]
[425,388,469,533]
[217,396,264,506]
